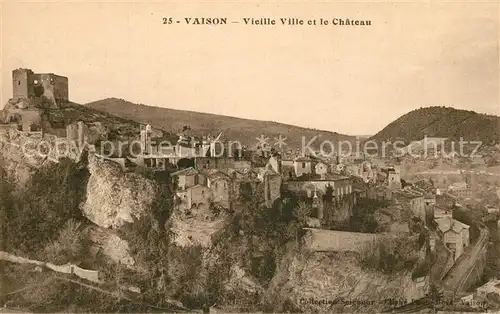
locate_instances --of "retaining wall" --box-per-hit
[303,228,380,252]
[0,251,100,283]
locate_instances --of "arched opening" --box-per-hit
[7,113,21,124]
[34,85,44,97]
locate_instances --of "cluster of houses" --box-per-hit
[344,156,473,262]
[166,139,358,225]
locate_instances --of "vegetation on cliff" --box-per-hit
[359,235,420,274]
[324,197,391,233]
[0,158,90,260]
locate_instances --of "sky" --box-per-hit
[1,1,498,136]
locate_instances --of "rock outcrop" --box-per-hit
[87,225,135,267]
[269,249,427,313]
[81,156,156,229]
[0,129,48,191]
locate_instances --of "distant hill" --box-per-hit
[369,106,500,145]
[85,98,356,149]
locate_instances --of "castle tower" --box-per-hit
[13,69,35,99]
[12,69,69,108]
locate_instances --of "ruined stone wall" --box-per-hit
[51,74,69,102]
[264,175,281,207]
[34,74,69,107]
[12,69,35,99]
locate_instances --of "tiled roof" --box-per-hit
[294,156,312,162]
[435,216,470,234]
[291,173,350,182]
[202,169,230,180]
[171,167,198,176]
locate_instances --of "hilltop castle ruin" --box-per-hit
[12,68,69,108]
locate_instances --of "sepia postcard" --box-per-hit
[0,1,499,313]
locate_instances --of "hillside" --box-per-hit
[85,98,355,149]
[369,106,500,145]
[0,100,141,139]
[49,102,141,137]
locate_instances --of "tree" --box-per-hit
[426,283,443,313]
[293,202,310,227]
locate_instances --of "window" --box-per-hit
[18,80,21,85]
[302,162,306,168]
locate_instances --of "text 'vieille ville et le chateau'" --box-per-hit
[162,17,372,26]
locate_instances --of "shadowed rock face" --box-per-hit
[86,225,135,267]
[268,250,427,313]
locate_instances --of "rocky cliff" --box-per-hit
[81,155,156,229]
[0,130,48,191]
[268,247,426,313]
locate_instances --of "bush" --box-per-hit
[346,198,389,233]
[359,236,419,274]
[43,219,89,265]
[1,159,89,257]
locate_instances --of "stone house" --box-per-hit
[294,156,312,177]
[223,168,250,201]
[279,159,296,180]
[447,181,471,198]
[285,173,355,223]
[263,168,282,208]
[195,156,236,170]
[178,185,212,211]
[314,161,329,177]
[171,167,207,190]
[380,166,402,190]
[435,216,470,261]
[203,169,231,209]
[250,166,282,207]
[394,188,427,222]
